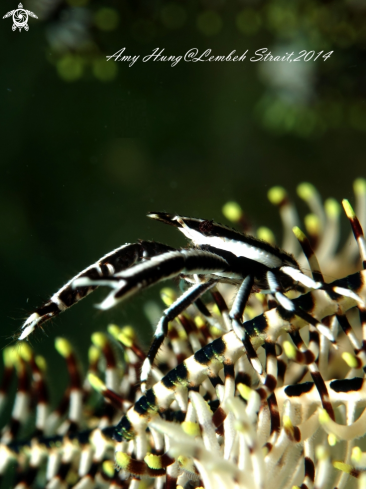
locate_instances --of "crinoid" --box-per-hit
[2,179,366,489]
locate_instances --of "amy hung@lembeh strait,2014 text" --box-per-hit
[106,47,333,67]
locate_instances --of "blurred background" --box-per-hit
[1,0,366,398]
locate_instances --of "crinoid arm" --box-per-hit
[7,179,366,489]
[115,268,366,441]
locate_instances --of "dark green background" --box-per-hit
[1,0,365,395]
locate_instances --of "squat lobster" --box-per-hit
[18,210,362,393]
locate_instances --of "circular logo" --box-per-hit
[13,8,28,30]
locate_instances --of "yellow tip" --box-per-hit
[194,316,205,328]
[87,373,105,392]
[222,201,242,222]
[107,324,121,339]
[255,292,265,303]
[237,383,252,401]
[3,347,14,369]
[138,482,152,489]
[118,332,133,348]
[144,453,163,470]
[268,186,287,205]
[304,214,320,235]
[91,332,108,349]
[160,288,176,307]
[351,446,362,463]
[244,306,256,320]
[316,444,329,460]
[9,348,22,370]
[283,415,293,430]
[292,226,306,241]
[342,199,356,219]
[177,455,195,472]
[286,289,300,299]
[121,326,135,340]
[297,182,316,201]
[35,356,47,372]
[333,461,353,474]
[212,304,220,316]
[181,421,200,437]
[325,198,340,218]
[257,227,276,245]
[328,433,337,446]
[342,351,359,369]
[234,420,249,434]
[262,445,270,457]
[354,178,366,196]
[115,452,130,470]
[177,326,188,340]
[88,345,100,364]
[17,342,33,362]
[319,409,331,425]
[102,460,115,478]
[283,341,297,360]
[55,338,73,358]
[5,348,19,368]
[209,325,222,337]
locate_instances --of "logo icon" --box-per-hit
[3,3,37,31]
